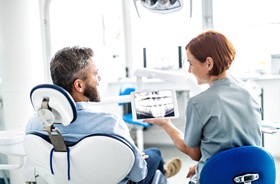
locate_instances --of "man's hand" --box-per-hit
[141,152,149,159]
[187,165,196,178]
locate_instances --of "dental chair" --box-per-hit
[119,85,151,151]
[24,84,167,184]
[200,146,276,184]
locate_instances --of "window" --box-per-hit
[128,0,202,74]
[48,0,204,80]
[213,0,280,74]
[49,0,125,82]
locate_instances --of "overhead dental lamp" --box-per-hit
[133,0,189,17]
[138,0,183,13]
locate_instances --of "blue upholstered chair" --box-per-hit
[200,146,276,184]
[119,85,151,151]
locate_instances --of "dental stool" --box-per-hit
[24,84,167,184]
[119,85,151,151]
[200,146,276,184]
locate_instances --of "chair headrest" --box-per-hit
[30,84,77,126]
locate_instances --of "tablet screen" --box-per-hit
[130,89,179,121]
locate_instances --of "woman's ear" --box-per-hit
[206,57,214,70]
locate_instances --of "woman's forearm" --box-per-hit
[161,121,201,161]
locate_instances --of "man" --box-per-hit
[26,46,182,183]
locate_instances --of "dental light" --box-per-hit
[133,0,185,17]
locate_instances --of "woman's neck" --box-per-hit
[209,70,228,85]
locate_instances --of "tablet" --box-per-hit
[130,89,179,121]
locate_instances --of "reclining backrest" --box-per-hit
[24,84,135,183]
[24,133,135,183]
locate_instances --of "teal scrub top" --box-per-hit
[184,77,262,183]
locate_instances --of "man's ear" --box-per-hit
[206,57,214,70]
[73,79,84,93]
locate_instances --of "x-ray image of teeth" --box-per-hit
[134,90,175,119]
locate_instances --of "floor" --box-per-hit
[144,144,280,184]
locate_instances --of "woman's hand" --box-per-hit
[143,118,171,127]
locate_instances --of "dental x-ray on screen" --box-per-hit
[131,89,179,121]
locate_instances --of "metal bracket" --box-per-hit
[45,128,67,152]
[234,173,259,184]
[39,97,67,152]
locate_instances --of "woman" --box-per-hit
[143,30,262,183]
